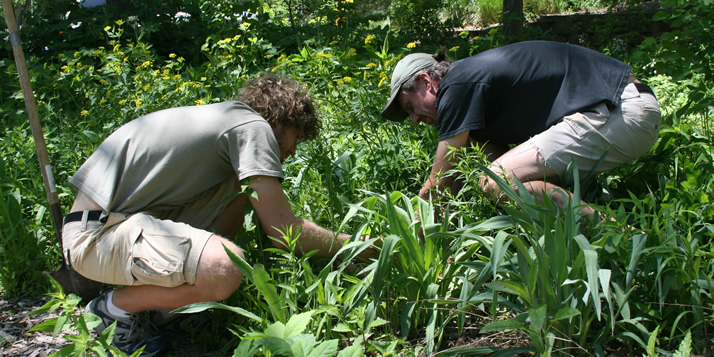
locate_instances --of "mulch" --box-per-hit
[0,295,226,356]
[0,296,71,357]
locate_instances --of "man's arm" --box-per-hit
[418,131,471,200]
[247,175,375,259]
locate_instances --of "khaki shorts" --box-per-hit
[62,177,239,287]
[531,82,661,180]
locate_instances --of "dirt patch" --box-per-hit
[0,295,230,356]
[0,296,71,357]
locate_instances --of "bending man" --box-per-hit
[63,74,374,356]
[382,41,661,219]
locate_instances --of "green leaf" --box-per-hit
[332,323,354,333]
[233,339,259,357]
[53,314,70,337]
[645,326,659,356]
[253,263,286,323]
[366,318,389,329]
[468,215,514,232]
[28,299,62,315]
[28,317,59,333]
[225,246,254,281]
[337,344,364,357]
[52,343,88,357]
[673,331,692,357]
[583,250,601,319]
[528,305,547,333]
[258,336,292,355]
[481,316,526,333]
[552,306,580,321]
[264,321,287,339]
[490,231,511,281]
[487,281,530,305]
[372,235,398,302]
[309,339,339,357]
[291,338,314,357]
[173,302,261,322]
[285,311,315,338]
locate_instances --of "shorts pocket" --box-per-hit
[130,230,190,288]
[564,102,611,139]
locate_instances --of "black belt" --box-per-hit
[63,210,103,225]
[634,82,655,97]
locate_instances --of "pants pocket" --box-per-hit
[129,216,191,287]
[564,102,611,138]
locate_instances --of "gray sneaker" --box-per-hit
[86,291,166,356]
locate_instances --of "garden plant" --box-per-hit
[1,0,713,355]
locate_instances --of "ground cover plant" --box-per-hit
[1,0,713,355]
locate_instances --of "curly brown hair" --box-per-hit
[237,74,321,141]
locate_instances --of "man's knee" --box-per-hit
[197,236,244,301]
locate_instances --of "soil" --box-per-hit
[0,295,228,356]
[0,296,69,357]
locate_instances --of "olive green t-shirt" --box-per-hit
[69,100,283,214]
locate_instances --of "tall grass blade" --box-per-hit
[225,245,254,281]
[253,263,286,323]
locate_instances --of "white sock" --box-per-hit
[106,290,131,318]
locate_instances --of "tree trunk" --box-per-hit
[502,0,523,39]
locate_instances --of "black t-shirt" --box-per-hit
[436,41,632,145]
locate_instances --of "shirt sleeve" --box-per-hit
[220,119,284,182]
[436,82,490,141]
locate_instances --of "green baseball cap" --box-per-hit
[381,53,436,121]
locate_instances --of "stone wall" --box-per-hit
[465,1,671,49]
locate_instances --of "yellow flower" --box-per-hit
[378,72,387,87]
[118,99,126,105]
[195,99,206,106]
[366,63,377,68]
[104,26,111,31]
[169,53,176,58]
[80,110,89,116]
[343,76,352,83]
[407,42,416,49]
[364,34,376,45]
[135,99,142,107]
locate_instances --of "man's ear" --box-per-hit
[419,72,438,92]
